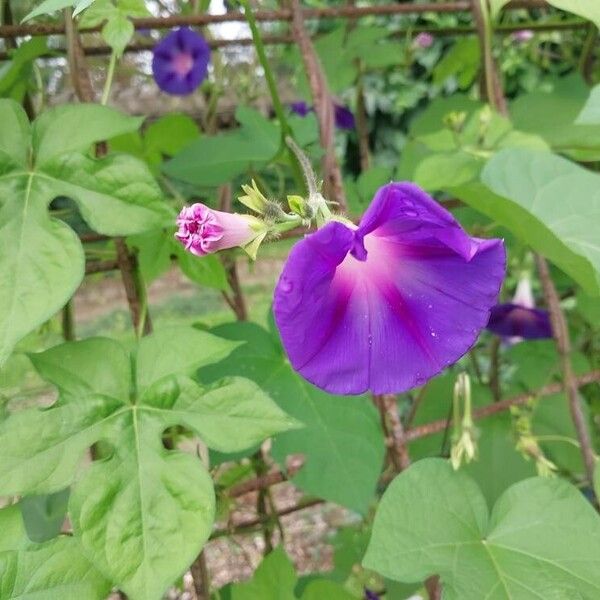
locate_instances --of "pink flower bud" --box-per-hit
[512,30,534,43]
[175,203,257,256]
[414,32,434,49]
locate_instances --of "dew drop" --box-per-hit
[280,278,294,293]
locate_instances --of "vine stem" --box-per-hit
[535,255,597,491]
[406,371,600,441]
[240,0,289,138]
[101,49,117,105]
[239,0,305,190]
[471,0,507,115]
[579,24,598,83]
[190,551,211,600]
[287,0,347,210]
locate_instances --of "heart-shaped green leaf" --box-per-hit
[364,458,600,598]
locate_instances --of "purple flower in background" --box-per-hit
[152,27,210,96]
[273,183,505,395]
[512,29,534,43]
[334,103,355,130]
[175,203,257,256]
[290,101,312,117]
[364,589,381,600]
[290,100,355,130]
[486,277,552,342]
[414,32,434,49]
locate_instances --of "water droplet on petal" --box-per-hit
[280,278,294,293]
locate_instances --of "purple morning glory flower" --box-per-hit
[364,589,381,600]
[290,101,312,117]
[486,277,552,341]
[273,183,505,395]
[290,100,354,130]
[152,27,210,96]
[334,104,355,130]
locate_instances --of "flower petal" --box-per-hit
[358,182,478,260]
[274,184,506,395]
[152,28,210,96]
[487,304,553,339]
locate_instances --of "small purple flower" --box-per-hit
[175,203,257,256]
[290,101,312,117]
[273,183,505,395]
[290,100,354,130]
[512,30,534,43]
[364,589,381,600]
[486,277,552,341]
[334,104,355,130]
[152,27,210,96]
[414,32,434,49]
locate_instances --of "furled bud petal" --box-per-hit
[175,203,261,257]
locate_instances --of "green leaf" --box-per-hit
[231,547,297,600]
[477,149,600,295]
[101,11,134,55]
[301,581,355,600]
[0,332,295,599]
[23,0,97,21]
[20,489,70,543]
[0,171,85,366]
[42,152,173,234]
[163,106,280,186]
[490,0,512,18]
[532,393,591,476]
[0,38,50,99]
[29,336,131,399]
[72,0,97,16]
[433,37,480,89]
[0,99,30,167]
[0,504,111,599]
[414,151,482,191]
[33,103,143,167]
[511,75,600,159]
[364,458,600,598]
[176,243,230,291]
[135,326,241,391]
[145,113,201,157]
[143,376,301,453]
[0,105,169,364]
[576,84,600,125]
[545,0,600,27]
[199,322,385,513]
[345,165,395,216]
[78,0,115,26]
[117,0,149,17]
[577,289,600,327]
[128,229,173,282]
